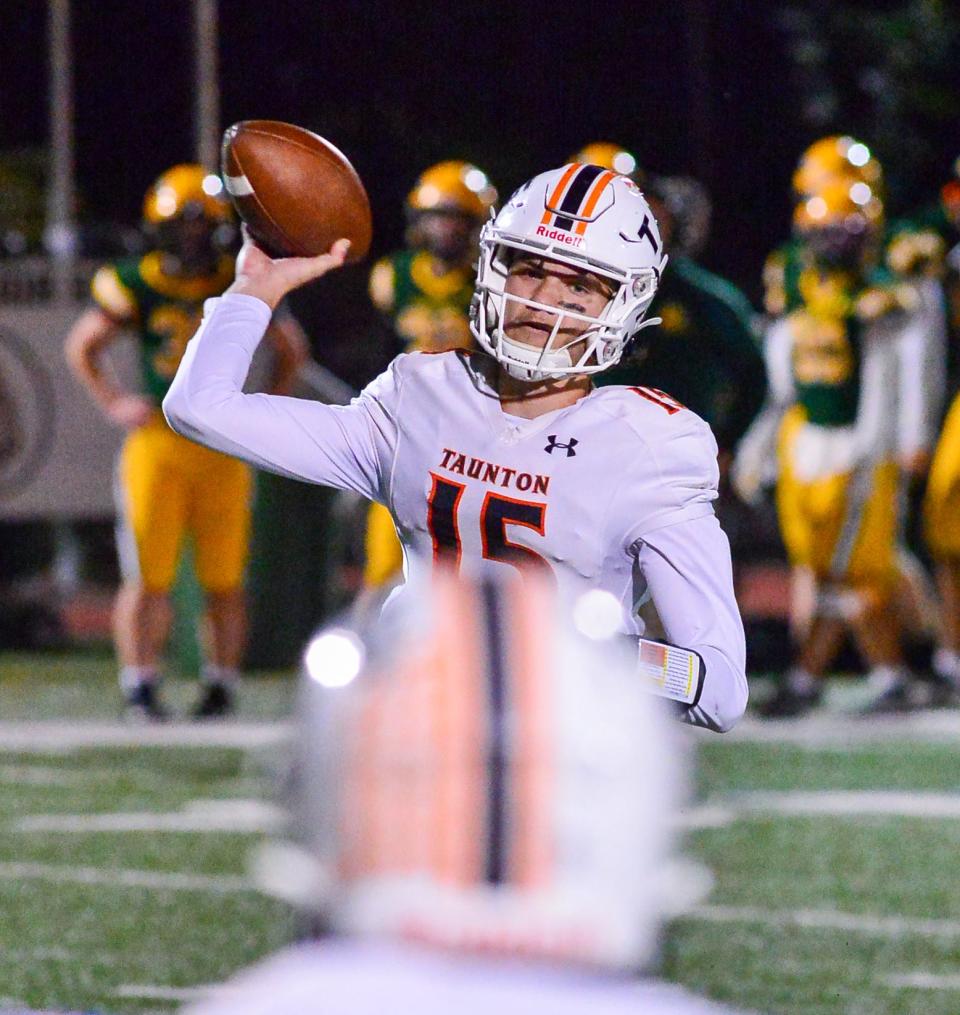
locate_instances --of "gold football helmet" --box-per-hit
[793,177,883,231]
[792,136,883,199]
[568,141,642,182]
[143,164,234,273]
[793,177,883,270]
[406,161,497,220]
[143,164,232,224]
[406,161,497,262]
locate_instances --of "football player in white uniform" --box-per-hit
[164,165,748,732]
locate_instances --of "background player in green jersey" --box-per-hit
[65,164,308,719]
[740,172,942,716]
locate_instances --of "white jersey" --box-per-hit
[164,294,747,731]
[184,940,748,1015]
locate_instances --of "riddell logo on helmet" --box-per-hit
[535,225,584,248]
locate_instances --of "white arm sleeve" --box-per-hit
[896,287,946,457]
[636,514,748,733]
[731,317,795,503]
[163,294,399,502]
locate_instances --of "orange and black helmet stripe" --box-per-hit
[338,572,560,892]
[574,170,618,235]
[541,163,619,233]
[540,163,584,226]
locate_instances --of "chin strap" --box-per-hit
[497,333,574,381]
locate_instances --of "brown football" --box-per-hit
[221,120,372,262]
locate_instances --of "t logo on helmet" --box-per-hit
[620,214,660,253]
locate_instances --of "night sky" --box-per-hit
[1,1,955,332]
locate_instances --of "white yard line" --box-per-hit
[0,763,264,795]
[0,945,92,963]
[734,790,960,818]
[727,711,960,748]
[0,861,255,894]
[675,804,737,830]
[690,904,960,939]
[114,983,220,1001]
[682,790,960,829]
[0,764,92,786]
[0,720,291,752]
[883,972,960,990]
[15,798,285,834]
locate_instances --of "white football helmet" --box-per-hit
[261,570,686,974]
[471,164,667,382]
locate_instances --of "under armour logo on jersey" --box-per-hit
[544,435,578,457]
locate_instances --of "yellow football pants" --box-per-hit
[777,408,898,595]
[115,412,252,593]
[363,501,403,587]
[925,392,960,559]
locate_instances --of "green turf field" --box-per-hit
[3,654,960,1013]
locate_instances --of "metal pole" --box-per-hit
[46,0,77,304]
[193,0,220,169]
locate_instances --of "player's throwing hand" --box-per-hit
[229,226,351,310]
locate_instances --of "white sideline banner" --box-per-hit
[0,302,277,520]
[0,304,128,520]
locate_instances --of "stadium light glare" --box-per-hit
[850,182,872,206]
[612,151,637,175]
[304,629,365,688]
[806,196,828,220]
[463,168,489,193]
[155,187,178,218]
[572,589,622,641]
[418,184,442,208]
[847,143,871,167]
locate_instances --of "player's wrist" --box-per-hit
[226,278,284,311]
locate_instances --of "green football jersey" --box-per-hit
[787,307,863,427]
[368,249,475,352]
[90,251,235,403]
[782,263,910,428]
[765,210,949,318]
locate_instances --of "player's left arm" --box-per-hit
[621,415,747,732]
[635,514,748,732]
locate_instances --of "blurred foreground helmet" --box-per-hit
[568,142,643,183]
[277,570,684,973]
[792,135,883,199]
[793,176,883,270]
[407,161,498,220]
[472,165,666,381]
